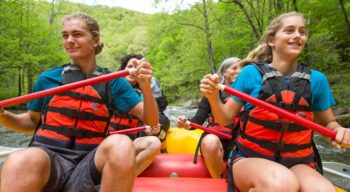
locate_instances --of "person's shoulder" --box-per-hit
[241,63,259,72]
[310,69,325,76]
[41,66,63,75]
[151,77,159,82]
[110,77,130,89]
[151,77,161,88]
[310,69,328,81]
[239,64,260,77]
[37,66,63,81]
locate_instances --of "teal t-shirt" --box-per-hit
[231,64,335,111]
[27,66,141,113]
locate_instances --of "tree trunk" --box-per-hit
[49,0,56,25]
[202,0,216,73]
[27,64,33,94]
[17,67,22,96]
[292,0,298,11]
[231,0,261,40]
[339,0,350,33]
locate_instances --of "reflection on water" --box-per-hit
[1,107,349,165]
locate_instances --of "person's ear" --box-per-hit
[267,37,274,48]
[93,36,100,48]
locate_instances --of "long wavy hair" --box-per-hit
[240,12,306,66]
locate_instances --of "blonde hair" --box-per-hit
[240,12,306,66]
[62,13,104,55]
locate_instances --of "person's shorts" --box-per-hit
[221,138,234,160]
[31,142,101,192]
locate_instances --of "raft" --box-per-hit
[0,128,349,191]
[134,127,349,192]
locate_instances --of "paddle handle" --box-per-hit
[109,126,148,135]
[218,84,337,140]
[186,121,232,140]
[0,70,131,108]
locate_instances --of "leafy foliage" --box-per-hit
[0,0,349,107]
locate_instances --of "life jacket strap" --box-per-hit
[241,132,312,153]
[267,101,312,111]
[47,106,109,121]
[248,116,308,132]
[58,92,106,104]
[41,124,106,138]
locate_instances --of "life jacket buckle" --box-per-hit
[280,122,290,132]
[69,128,77,137]
[269,140,285,152]
[275,102,284,108]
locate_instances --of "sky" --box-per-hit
[68,0,202,14]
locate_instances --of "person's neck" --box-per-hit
[72,57,98,75]
[270,55,298,76]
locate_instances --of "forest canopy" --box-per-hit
[0,0,349,106]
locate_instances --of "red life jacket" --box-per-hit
[208,115,236,138]
[108,112,141,140]
[237,63,314,167]
[34,64,112,151]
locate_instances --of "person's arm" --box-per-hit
[312,70,349,148]
[314,109,350,148]
[200,74,242,125]
[0,109,39,134]
[176,97,212,130]
[190,97,211,125]
[129,58,159,126]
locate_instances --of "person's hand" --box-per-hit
[332,127,350,148]
[145,124,161,136]
[200,74,220,100]
[176,116,191,129]
[133,58,153,90]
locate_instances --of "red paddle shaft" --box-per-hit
[0,70,130,108]
[109,126,148,135]
[187,121,232,140]
[218,84,336,140]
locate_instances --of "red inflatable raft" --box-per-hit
[133,154,228,191]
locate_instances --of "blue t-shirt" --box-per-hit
[231,64,335,111]
[27,66,141,113]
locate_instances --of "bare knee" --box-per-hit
[142,136,161,152]
[257,167,299,192]
[100,134,135,168]
[201,134,221,154]
[3,147,50,173]
[311,182,336,192]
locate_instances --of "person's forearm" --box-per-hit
[140,86,159,126]
[0,110,37,133]
[206,95,232,125]
[190,98,210,125]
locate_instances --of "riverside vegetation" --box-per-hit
[0,0,349,112]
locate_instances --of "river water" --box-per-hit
[0,107,349,165]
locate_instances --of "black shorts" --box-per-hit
[31,142,101,192]
[220,138,234,160]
